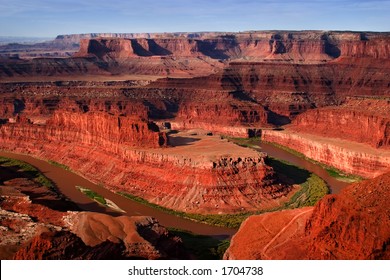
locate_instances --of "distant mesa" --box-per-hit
[0,29,390,260]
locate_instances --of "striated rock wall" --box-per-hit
[305,172,390,259]
[0,111,167,148]
[74,31,390,62]
[293,98,390,148]
[338,38,390,59]
[172,101,268,137]
[262,129,390,178]
[0,111,291,214]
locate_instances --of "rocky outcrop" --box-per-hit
[293,98,390,148]
[13,231,129,260]
[262,129,390,178]
[305,172,390,259]
[1,111,167,148]
[14,213,186,260]
[0,162,185,260]
[224,172,390,260]
[0,111,292,213]
[64,212,184,260]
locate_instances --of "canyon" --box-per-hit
[262,97,390,178]
[0,30,390,259]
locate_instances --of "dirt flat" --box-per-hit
[138,130,265,164]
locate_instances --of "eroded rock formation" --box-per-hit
[0,110,290,213]
[292,97,390,148]
[262,129,390,178]
[224,172,390,260]
[0,163,185,260]
[261,97,390,178]
[1,29,390,260]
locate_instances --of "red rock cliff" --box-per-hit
[293,98,390,148]
[1,111,167,148]
[224,172,390,260]
[0,111,293,214]
[305,172,390,259]
[262,129,390,178]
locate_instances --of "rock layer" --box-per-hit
[262,129,390,178]
[224,172,390,260]
[292,97,390,148]
[0,112,290,214]
[0,163,185,260]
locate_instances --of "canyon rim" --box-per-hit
[0,30,389,260]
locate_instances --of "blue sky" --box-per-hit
[1,0,389,37]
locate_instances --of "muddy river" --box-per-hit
[258,142,349,194]
[0,142,348,236]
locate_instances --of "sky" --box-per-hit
[1,0,389,38]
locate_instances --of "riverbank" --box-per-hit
[227,136,362,182]
[0,150,237,236]
[1,147,329,231]
[262,129,390,179]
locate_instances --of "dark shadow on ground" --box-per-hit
[168,136,201,147]
[265,157,310,185]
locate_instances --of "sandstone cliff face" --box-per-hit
[305,172,390,259]
[293,98,390,148]
[49,111,167,148]
[0,111,291,214]
[0,111,167,148]
[74,31,390,62]
[173,101,268,137]
[338,38,390,59]
[262,129,390,178]
[224,172,390,260]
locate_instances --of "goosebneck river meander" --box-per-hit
[0,144,348,236]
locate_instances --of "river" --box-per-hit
[0,142,348,236]
[257,142,349,194]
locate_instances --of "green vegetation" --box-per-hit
[117,192,251,228]
[285,173,329,207]
[168,228,230,260]
[0,156,56,191]
[48,160,71,171]
[324,166,362,183]
[266,157,329,207]
[119,163,327,229]
[116,136,331,229]
[76,186,107,205]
